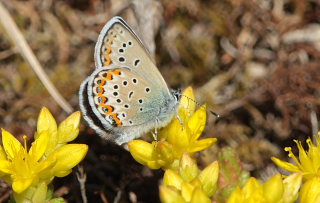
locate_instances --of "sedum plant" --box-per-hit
[128,87,217,170]
[128,87,320,203]
[0,107,88,203]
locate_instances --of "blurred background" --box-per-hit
[0,0,320,202]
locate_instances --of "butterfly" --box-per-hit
[79,16,180,145]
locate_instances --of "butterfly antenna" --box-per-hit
[177,93,220,118]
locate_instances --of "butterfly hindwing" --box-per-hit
[87,66,167,127]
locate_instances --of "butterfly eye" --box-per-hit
[139,108,143,112]
[116,99,122,103]
[123,81,128,86]
[113,85,119,89]
[113,92,118,96]
[124,104,129,108]
[138,99,143,104]
[122,43,127,48]
[119,48,124,53]
[145,87,150,93]
[128,41,132,46]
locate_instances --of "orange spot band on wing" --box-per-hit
[95,69,123,126]
[103,40,113,66]
[107,112,122,126]
[106,69,121,80]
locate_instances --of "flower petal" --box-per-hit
[180,153,198,182]
[163,169,184,190]
[31,182,48,203]
[179,87,196,119]
[0,160,13,174]
[12,177,33,193]
[188,106,206,142]
[190,187,211,203]
[307,139,320,172]
[263,173,283,202]
[1,129,22,160]
[160,186,186,203]
[163,119,190,148]
[295,140,314,173]
[37,107,57,137]
[181,183,194,202]
[226,187,243,203]
[188,138,217,153]
[282,173,302,203]
[57,111,81,143]
[128,140,159,168]
[51,144,88,177]
[271,157,301,172]
[198,161,219,197]
[299,177,320,203]
[29,132,49,162]
[242,177,262,198]
[0,145,7,160]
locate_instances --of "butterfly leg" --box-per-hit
[152,118,159,142]
[175,107,184,130]
[152,128,158,142]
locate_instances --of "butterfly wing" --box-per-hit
[79,66,177,144]
[94,17,169,95]
[80,17,179,145]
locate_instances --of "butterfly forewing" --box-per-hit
[94,17,169,95]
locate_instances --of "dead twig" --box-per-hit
[0,2,73,113]
[76,166,88,203]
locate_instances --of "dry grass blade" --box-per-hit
[0,2,73,113]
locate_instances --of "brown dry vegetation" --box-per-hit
[0,0,320,202]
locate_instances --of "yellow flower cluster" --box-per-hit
[128,87,320,202]
[227,173,302,203]
[226,133,320,203]
[0,107,88,202]
[160,153,219,203]
[128,87,219,202]
[270,133,320,202]
[128,87,217,170]
[299,177,320,202]
[272,136,320,181]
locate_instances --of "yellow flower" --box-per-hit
[0,107,88,201]
[272,135,320,181]
[0,130,54,193]
[282,173,302,203]
[299,177,320,203]
[160,153,219,203]
[226,173,301,203]
[128,87,217,169]
[158,87,217,154]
